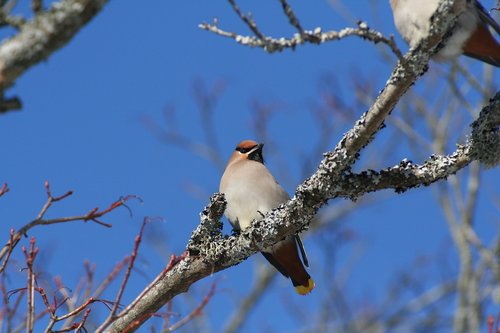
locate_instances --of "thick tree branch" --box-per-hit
[102,2,480,332]
[0,0,109,91]
[335,94,499,198]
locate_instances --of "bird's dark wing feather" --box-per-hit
[295,235,309,267]
[474,0,500,35]
[261,252,289,278]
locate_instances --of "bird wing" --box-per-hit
[295,235,309,267]
[261,252,289,278]
[474,0,500,35]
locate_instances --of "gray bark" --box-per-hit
[0,0,109,90]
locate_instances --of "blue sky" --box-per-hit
[0,0,498,332]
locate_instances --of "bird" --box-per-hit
[389,0,500,67]
[219,140,315,295]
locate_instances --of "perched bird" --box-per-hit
[389,0,500,66]
[219,140,315,295]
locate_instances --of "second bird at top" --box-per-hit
[389,0,500,67]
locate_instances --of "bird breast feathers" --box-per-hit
[220,161,289,230]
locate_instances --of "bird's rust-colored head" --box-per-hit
[227,140,264,167]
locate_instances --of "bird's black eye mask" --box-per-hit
[235,144,264,163]
[249,147,264,164]
[235,146,254,154]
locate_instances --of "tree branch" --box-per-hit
[199,19,404,60]
[334,91,499,197]
[0,0,109,91]
[0,182,137,273]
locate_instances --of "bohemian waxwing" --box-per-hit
[389,0,500,66]
[219,140,315,295]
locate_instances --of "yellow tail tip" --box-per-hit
[294,278,315,295]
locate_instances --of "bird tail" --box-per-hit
[261,236,315,296]
[294,278,315,295]
[463,25,500,67]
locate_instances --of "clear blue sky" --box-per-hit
[0,0,498,331]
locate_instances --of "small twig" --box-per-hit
[83,261,95,304]
[164,253,187,273]
[95,252,187,333]
[61,298,114,322]
[6,288,24,332]
[0,183,9,197]
[55,276,80,329]
[227,0,265,40]
[0,229,15,273]
[161,301,174,333]
[31,0,42,13]
[91,257,130,300]
[0,273,11,332]
[44,297,114,333]
[279,0,304,34]
[37,181,73,221]
[98,218,152,331]
[491,0,500,11]
[82,194,141,226]
[111,221,148,316]
[0,182,138,273]
[167,282,216,332]
[0,0,17,24]
[35,286,53,316]
[48,308,92,333]
[76,308,91,332]
[0,96,22,114]
[22,237,38,333]
[3,15,25,30]
[488,315,494,333]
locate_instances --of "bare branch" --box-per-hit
[22,237,38,333]
[0,96,21,114]
[166,283,216,332]
[0,182,138,273]
[99,218,151,330]
[91,257,131,300]
[0,183,9,197]
[227,0,265,40]
[31,0,42,14]
[0,0,109,90]
[278,0,305,35]
[200,20,403,59]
